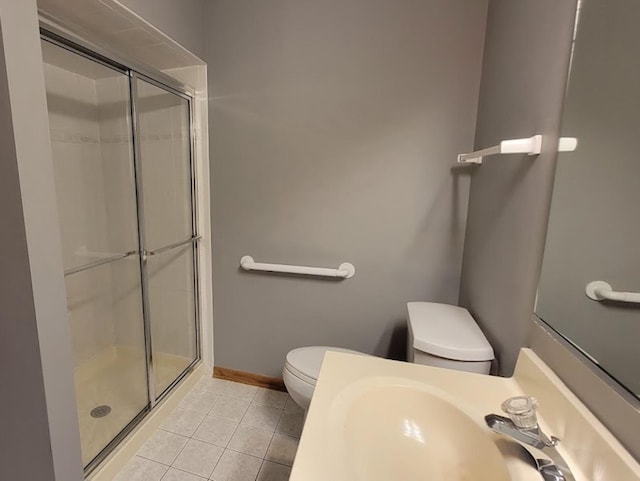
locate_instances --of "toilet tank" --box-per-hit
[406,302,494,375]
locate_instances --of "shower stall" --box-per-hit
[40,33,200,473]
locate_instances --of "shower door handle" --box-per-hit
[145,235,202,257]
[64,250,137,277]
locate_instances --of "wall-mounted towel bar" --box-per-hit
[586,281,640,304]
[457,135,578,164]
[240,256,356,279]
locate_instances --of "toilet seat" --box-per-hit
[282,365,316,411]
[284,346,367,385]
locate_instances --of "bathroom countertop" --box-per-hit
[290,349,640,481]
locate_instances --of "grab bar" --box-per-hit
[240,256,355,279]
[585,281,640,304]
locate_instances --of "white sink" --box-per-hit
[327,377,511,481]
[292,351,635,481]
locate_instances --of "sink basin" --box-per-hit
[328,377,511,481]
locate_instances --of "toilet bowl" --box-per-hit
[282,302,494,411]
[283,346,369,410]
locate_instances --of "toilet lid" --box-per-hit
[407,302,494,361]
[285,346,367,384]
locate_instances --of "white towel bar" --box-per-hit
[585,281,640,304]
[240,256,355,279]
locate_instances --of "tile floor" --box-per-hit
[115,375,305,481]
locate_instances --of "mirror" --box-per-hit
[536,0,640,400]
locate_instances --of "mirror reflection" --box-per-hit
[536,0,640,399]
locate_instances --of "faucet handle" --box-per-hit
[501,396,540,429]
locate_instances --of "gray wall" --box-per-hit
[462,0,640,458]
[459,0,578,375]
[0,0,83,479]
[536,0,640,397]
[0,24,55,481]
[118,0,206,59]
[206,0,488,376]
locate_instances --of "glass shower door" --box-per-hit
[134,76,199,399]
[41,39,149,468]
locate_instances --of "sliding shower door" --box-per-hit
[41,40,149,468]
[134,76,199,398]
[41,35,200,473]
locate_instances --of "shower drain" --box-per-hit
[90,405,112,418]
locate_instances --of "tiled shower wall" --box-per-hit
[96,73,147,354]
[45,62,119,366]
[45,62,147,367]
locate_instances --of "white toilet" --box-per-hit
[282,302,494,410]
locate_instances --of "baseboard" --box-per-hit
[213,366,287,392]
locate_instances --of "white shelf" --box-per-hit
[457,135,577,164]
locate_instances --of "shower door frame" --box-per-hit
[41,29,202,476]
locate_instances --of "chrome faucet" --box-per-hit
[485,396,575,481]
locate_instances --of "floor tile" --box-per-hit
[227,424,273,458]
[210,396,250,422]
[210,449,262,481]
[192,414,238,447]
[161,408,206,437]
[224,382,258,401]
[161,467,207,481]
[179,389,219,414]
[265,433,298,466]
[195,376,230,395]
[172,438,224,478]
[256,460,292,481]
[113,381,299,481]
[283,396,304,414]
[241,404,282,431]
[114,456,168,481]
[275,412,304,438]
[137,429,188,465]
[252,388,288,409]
